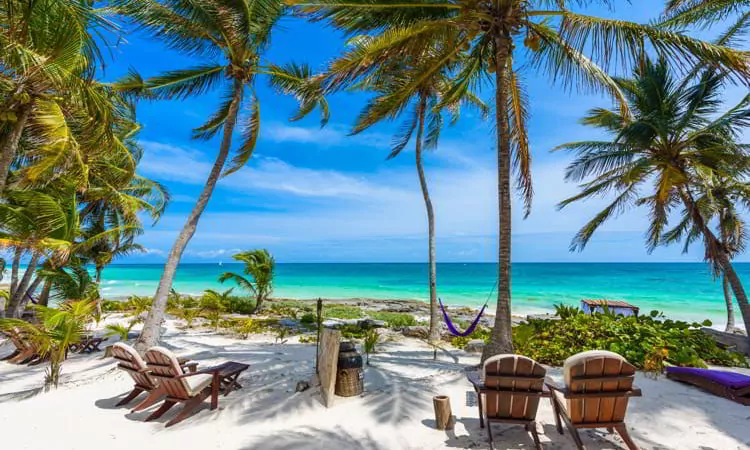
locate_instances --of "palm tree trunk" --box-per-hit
[415,94,440,344]
[38,279,52,307]
[482,33,514,363]
[10,250,21,298]
[0,102,33,193]
[16,275,43,313]
[722,274,735,332]
[680,189,750,336]
[8,252,40,318]
[135,80,244,353]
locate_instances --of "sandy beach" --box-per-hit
[1,315,748,450]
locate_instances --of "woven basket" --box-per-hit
[335,367,364,397]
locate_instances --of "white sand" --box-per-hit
[1,318,749,450]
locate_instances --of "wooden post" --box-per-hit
[433,395,453,430]
[317,328,341,408]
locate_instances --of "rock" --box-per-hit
[360,319,387,329]
[402,326,428,339]
[295,380,310,392]
[464,340,485,353]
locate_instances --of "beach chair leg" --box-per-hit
[615,424,639,450]
[567,426,585,450]
[116,387,145,407]
[145,400,176,422]
[166,394,208,427]
[476,389,484,429]
[527,422,542,450]
[550,397,563,435]
[132,386,166,412]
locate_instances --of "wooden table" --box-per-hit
[214,361,250,396]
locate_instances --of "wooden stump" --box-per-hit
[317,328,341,408]
[433,395,453,430]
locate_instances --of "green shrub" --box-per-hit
[450,326,491,349]
[339,324,368,339]
[224,295,256,315]
[324,305,363,319]
[101,299,128,312]
[513,311,747,369]
[232,318,280,338]
[298,335,317,344]
[369,311,416,328]
[300,312,316,324]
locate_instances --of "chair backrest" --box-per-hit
[111,343,156,390]
[482,354,547,421]
[563,350,636,425]
[9,327,35,351]
[144,346,190,399]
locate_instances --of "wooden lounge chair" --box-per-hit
[2,328,40,364]
[468,354,548,450]
[666,366,750,406]
[547,350,642,450]
[132,346,249,427]
[111,342,198,407]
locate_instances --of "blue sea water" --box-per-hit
[96,263,749,328]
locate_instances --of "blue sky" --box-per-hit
[105,1,749,263]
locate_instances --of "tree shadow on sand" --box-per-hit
[241,426,387,450]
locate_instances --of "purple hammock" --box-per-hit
[439,298,488,337]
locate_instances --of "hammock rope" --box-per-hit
[439,278,497,337]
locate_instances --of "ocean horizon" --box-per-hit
[86,262,748,328]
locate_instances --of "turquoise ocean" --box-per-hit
[95,263,749,328]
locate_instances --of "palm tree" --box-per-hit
[558,58,750,335]
[292,0,750,360]
[115,0,328,353]
[661,0,749,30]
[219,249,275,312]
[0,0,114,192]
[321,35,488,343]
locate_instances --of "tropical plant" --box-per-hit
[293,0,750,362]
[321,33,487,344]
[558,58,750,336]
[0,299,97,388]
[199,289,233,331]
[104,322,136,342]
[363,328,379,365]
[661,0,750,31]
[115,0,329,353]
[219,249,275,313]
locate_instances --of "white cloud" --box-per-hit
[262,122,390,149]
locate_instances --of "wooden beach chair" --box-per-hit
[3,328,40,364]
[468,354,549,450]
[546,350,642,450]
[111,342,198,407]
[666,366,750,406]
[133,346,249,427]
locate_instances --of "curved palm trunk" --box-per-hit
[680,190,750,336]
[482,34,514,363]
[722,275,735,331]
[415,94,440,344]
[8,251,40,318]
[3,251,21,317]
[0,102,33,193]
[135,80,243,353]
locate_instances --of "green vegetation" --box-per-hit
[324,305,364,320]
[369,312,416,328]
[449,310,747,370]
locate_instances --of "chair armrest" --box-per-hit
[177,366,224,379]
[181,362,199,373]
[466,371,483,390]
